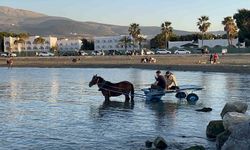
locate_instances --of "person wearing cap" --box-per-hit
[151,70,166,90]
[165,71,179,90]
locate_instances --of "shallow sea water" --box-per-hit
[0,68,249,150]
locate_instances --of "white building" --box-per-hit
[198,39,244,48]
[94,35,138,51]
[168,41,195,49]
[168,38,245,49]
[57,39,82,51]
[4,36,57,52]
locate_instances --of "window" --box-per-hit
[5,41,10,46]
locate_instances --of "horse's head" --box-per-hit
[89,75,103,87]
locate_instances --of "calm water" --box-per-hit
[0,68,250,150]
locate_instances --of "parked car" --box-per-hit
[91,50,105,56]
[79,51,88,56]
[156,49,172,54]
[38,52,55,57]
[174,49,191,54]
[107,50,122,55]
[8,53,17,57]
[0,52,8,57]
[145,50,155,55]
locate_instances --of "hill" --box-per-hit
[0,6,224,38]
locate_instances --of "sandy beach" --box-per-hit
[1,54,250,73]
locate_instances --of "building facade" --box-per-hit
[198,39,244,48]
[57,39,82,51]
[94,35,139,51]
[168,38,245,49]
[4,36,57,52]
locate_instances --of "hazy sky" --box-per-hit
[1,0,249,31]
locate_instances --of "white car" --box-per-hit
[38,52,55,57]
[79,51,88,56]
[0,52,8,57]
[145,50,155,55]
[174,49,191,54]
[156,49,172,54]
[91,51,105,56]
[9,53,17,57]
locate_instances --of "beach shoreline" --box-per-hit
[1,54,250,73]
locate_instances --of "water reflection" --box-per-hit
[146,101,177,121]
[1,68,250,150]
[100,101,134,110]
[50,72,59,102]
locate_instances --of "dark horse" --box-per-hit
[89,75,134,103]
[6,58,13,69]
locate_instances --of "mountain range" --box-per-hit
[0,6,225,38]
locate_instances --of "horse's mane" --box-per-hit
[97,76,113,85]
[97,76,105,83]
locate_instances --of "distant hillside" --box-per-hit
[0,6,225,38]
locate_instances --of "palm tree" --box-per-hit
[119,36,132,51]
[197,16,211,47]
[33,37,45,44]
[222,16,238,46]
[161,21,173,49]
[137,34,146,53]
[128,23,140,51]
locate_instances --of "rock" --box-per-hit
[145,140,153,148]
[222,121,250,150]
[184,145,205,150]
[216,130,231,150]
[220,102,248,118]
[206,120,225,139]
[195,107,212,112]
[153,136,168,149]
[222,112,250,131]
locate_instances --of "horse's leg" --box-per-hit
[125,93,130,103]
[130,84,134,104]
[104,95,110,102]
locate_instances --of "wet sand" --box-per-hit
[1,54,250,73]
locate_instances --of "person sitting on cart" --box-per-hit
[165,71,179,90]
[151,70,166,90]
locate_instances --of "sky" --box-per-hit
[1,0,249,31]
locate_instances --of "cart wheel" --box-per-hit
[175,92,187,99]
[186,93,199,102]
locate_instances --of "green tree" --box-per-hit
[81,38,94,50]
[150,33,165,49]
[233,9,250,46]
[197,16,211,47]
[128,23,140,51]
[33,37,45,44]
[161,21,173,49]
[119,36,132,51]
[137,35,146,52]
[222,16,238,46]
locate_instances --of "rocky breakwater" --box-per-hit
[206,101,250,150]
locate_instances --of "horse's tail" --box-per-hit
[131,83,134,102]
